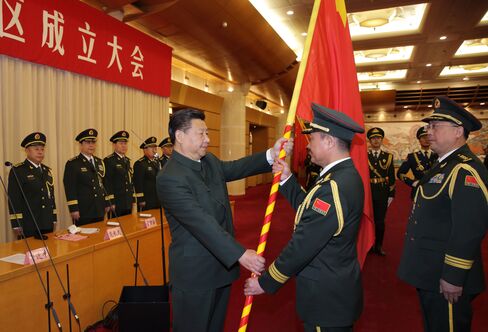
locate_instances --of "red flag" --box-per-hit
[292,0,374,267]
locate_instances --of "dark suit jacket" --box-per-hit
[398,144,488,294]
[8,160,56,236]
[397,150,438,198]
[63,154,108,219]
[259,159,364,326]
[156,150,271,291]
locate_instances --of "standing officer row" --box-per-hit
[8,129,173,236]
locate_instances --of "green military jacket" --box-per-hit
[259,159,364,326]
[133,156,160,210]
[103,153,134,211]
[8,160,56,236]
[63,154,108,218]
[156,150,271,291]
[398,144,488,294]
[368,150,395,199]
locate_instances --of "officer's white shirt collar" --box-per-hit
[81,153,94,162]
[26,158,41,168]
[438,147,459,163]
[318,157,351,178]
[115,152,125,159]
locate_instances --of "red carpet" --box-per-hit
[225,181,488,331]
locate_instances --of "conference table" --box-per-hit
[0,209,169,331]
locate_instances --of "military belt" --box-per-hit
[370,177,388,184]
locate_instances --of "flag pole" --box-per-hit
[238,1,322,331]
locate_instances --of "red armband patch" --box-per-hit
[312,198,331,216]
[465,175,480,188]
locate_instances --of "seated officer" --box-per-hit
[104,131,134,217]
[158,137,173,169]
[8,132,56,240]
[397,126,438,198]
[398,96,488,331]
[367,127,395,256]
[63,129,110,226]
[133,136,160,211]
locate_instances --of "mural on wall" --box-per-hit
[366,120,488,167]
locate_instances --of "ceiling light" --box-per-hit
[286,10,294,16]
[439,36,447,40]
[455,38,488,57]
[301,32,307,37]
[280,109,285,114]
[428,105,432,107]
[440,63,488,76]
[479,11,488,25]
[357,69,407,82]
[348,3,428,41]
[354,46,414,65]
[417,80,422,84]
[463,77,469,81]
[403,106,408,109]
[426,63,432,67]
[480,102,486,105]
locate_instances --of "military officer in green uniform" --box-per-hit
[398,96,488,331]
[397,126,438,199]
[8,132,56,239]
[63,129,110,226]
[156,108,291,332]
[104,131,134,217]
[158,137,173,169]
[245,103,365,332]
[367,127,395,256]
[133,136,160,211]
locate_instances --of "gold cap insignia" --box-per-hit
[372,128,379,133]
[122,132,126,137]
[34,133,40,139]
[89,130,94,135]
[151,137,156,142]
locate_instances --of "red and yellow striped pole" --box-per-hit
[238,1,322,331]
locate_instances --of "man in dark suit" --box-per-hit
[63,129,110,226]
[158,136,173,169]
[397,126,438,199]
[133,136,160,211]
[8,132,56,239]
[367,127,395,256]
[398,96,488,331]
[104,131,134,217]
[244,103,365,332]
[156,108,291,332]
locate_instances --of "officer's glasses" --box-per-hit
[424,123,459,131]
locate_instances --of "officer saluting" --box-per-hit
[8,132,56,239]
[63,129,110,226]
[397,126,438,198]
[398,96,488,331]
[158,137,173,169]
[367,127,395,256]
[104,131,134,217]
[133,136,160,211]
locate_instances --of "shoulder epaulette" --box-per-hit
[137,157,145,162]
[68,155,79,162]
[41,163,51,170]
[13,161,24,168]
[456,153,472,163]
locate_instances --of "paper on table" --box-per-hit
[0,253,26,265]
[80,227,100,234]
[56,233,88,241]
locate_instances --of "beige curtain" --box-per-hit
[0,55,169,243]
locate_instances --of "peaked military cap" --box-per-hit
[416,126,428,139]
[110,130,129,143]
[140,136,158,149]
[159,137,173,148]
[21,132,46,148]
[422,96,482,132]
[76,128,98,142]
[367,127,385,140]
[303,103,364,142]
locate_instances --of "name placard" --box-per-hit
[143,217,157,229]
[104,226,123,241]
[24,247,50,265]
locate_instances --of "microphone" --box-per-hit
[98,169,149,286]
[0,173,62,331]
[5,162,81,330]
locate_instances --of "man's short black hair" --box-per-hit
[168,108,205,143]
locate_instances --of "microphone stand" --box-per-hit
[5,162,81,332]
[95,165,149,286]
[0,174,62,331]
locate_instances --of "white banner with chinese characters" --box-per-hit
[0,0,172,96]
